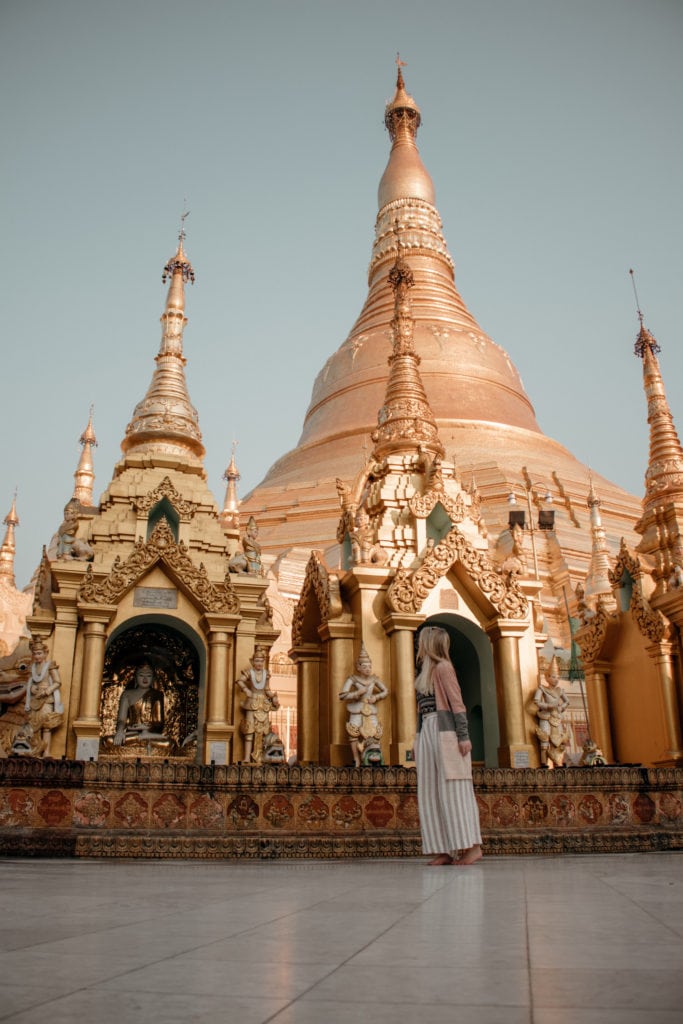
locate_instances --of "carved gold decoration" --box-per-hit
[79,519,239,614]
[609,538,644,586]
[292,551,343,645]
[385,524,528,618]
[608,540,666,643]
[408,487,465,523]
[133,476,197,522]
[575,599,610,665]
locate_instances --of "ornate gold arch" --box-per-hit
[132,476,197,522]
[385,523,528,618]
[291,551,343,646]
[79,519,239,614]
[608,539,666,644]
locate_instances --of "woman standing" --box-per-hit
[414,625,483,866]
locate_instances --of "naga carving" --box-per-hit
[79,519,239,614]
[385,524,528,618]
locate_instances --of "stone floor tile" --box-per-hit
[531,967,683,1009]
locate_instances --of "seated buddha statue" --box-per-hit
[111,662,171,750]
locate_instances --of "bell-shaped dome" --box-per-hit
[242,70,640,572]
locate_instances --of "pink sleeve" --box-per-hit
[434,660,466,714]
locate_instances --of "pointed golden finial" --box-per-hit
[379,59,434,209]
[220,440,241,527]
[122,225,204,462]
[628,270,683,507]
[72,405,97,506]
[0,490,19,585]
[630,269,660,358]
[385,54,421,141]
[584,472,612,601]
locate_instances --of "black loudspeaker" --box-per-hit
[538,510,555,531]
[508,510,525,529]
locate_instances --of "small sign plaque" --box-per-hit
[76,738,100,762]
[209,742,227,765]
[513,750,530,768]
[134,587,178,609]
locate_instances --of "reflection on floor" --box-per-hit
[0,853,682,1023]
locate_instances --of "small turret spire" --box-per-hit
[121,219,204,463]
[584,472,612,601]
[631,273,683,507]
[72,405,97,506]
[371,239,444,461]
[0,492,19,585]
[220,441,241,528]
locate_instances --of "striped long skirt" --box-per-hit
[414,713,482,855]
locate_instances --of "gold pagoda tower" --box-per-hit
[242,67,641,645]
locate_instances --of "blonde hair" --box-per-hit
[414,625,451,695]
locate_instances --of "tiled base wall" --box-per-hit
[0,759,681,858]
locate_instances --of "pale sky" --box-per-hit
[2,0,682,588]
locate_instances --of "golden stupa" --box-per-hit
[242,68,641,643]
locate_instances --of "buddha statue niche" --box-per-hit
[110,661,171,752]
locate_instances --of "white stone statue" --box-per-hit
[530,656,570,768]
[236,645,280,762]
[23,638,64,756]
[339,645,388,766]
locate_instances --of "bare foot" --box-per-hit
[454,846,483,866]
[427,854,454,866]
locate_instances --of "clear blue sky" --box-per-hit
[2,0,682,588]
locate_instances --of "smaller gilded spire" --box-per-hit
[122,216,204,463]
[371,238,444,461]
[72,405,97,506]
[220,441,241,528]
[0,492,19,585]
[584,473,612,601]
[631,271,683,507]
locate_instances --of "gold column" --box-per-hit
[487,621,535,768]
[202,613,237,764]
[292,644,323,764]
[647,642,683,764]
[382,612,422,765]
[584,661,614,762]
[319,621,356,766]
[73,604,117,757]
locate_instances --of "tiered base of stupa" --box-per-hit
[1,759,681,858]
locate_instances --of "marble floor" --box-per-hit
[0,852,681,1023]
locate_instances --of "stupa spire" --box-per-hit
[379,58,435,209]
[371,237,444,462]
[0,493,19,585]
[584,473,612,601]
[121,215,204,463]
[634,316,683,509]
[72,405,97,506]
[220,441,241,528]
